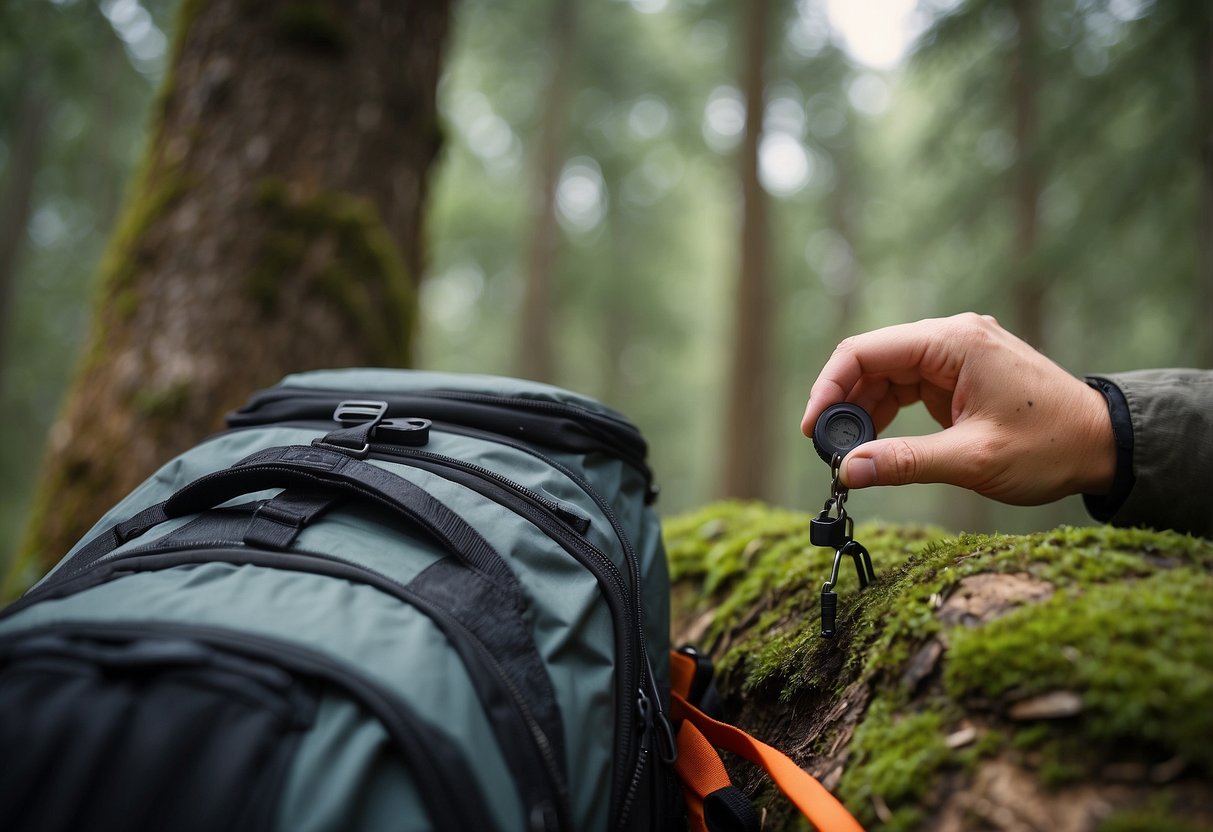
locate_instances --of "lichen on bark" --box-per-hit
[7,0,450,594]
[665,502,1213,831]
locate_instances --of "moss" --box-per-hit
[945,569,1213,771]
[250,177,414,365]
[131,380,193,421]
[836,699,953,825]
[276,2,351,55]
[664,503,1213,829]
[97,164,192,317]
[1100,798,1207,832]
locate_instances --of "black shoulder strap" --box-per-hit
[49,445,517,590]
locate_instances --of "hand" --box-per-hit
[801,313,1117,506]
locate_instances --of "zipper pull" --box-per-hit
[642,653,678,765]
[636,689,653,753]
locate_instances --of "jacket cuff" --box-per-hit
[1082,370,1213,538]
[1082,376,1135,522]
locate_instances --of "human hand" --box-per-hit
[801,313,1117,505]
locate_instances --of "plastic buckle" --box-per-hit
[333,399,389,426]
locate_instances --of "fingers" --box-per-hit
[801,317,964,435]
[802,314,993,435]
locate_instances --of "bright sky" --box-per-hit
[822,0,924,70]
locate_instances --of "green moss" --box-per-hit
[98,164,192,314]
[945,569,1213,771]
[836,699,953,826]
[664,503,1213,828]
[1100,798,1207,832]
[250,177,414,365]
[131,380,193,421]
[276,2,351,55]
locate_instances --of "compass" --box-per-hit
[812,402,875,464]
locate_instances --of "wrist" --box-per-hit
[1074,381,1118,496]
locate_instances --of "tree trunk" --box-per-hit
[517,0,576,384]
[1011,0,1044,350]
[10,0,450,589]
[0,68,50,375]
[1195,1,1213,366]
[719,0,772,500]
[667,503,1213,831]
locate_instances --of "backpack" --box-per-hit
[0,369,861,832]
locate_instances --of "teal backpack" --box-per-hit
[0,370,679,832]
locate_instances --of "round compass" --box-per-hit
[812,402,876,464]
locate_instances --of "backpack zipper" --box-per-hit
[422,423,676,830]
[366,443,646,822]
[9,547,571,832]
[226,387,656,500]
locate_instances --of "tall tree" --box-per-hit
[517,0,576,383]
[9,0,450,589]
[1196,1,1213,366]
[0,67,49,372]
[719,0,773,500]
[1010,0,1044,349]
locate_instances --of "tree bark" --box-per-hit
[517,0,576,384]
[10,0,450,588]
[1195,1,1213,366]
[0,68,50,376]
[1011,0,1044,350]
[719,0,772,500]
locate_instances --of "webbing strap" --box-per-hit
[52,445,517,591]
[671,691,864,832]
[676,719,732,832]
[243,490,338,550]
[671,648,697,699]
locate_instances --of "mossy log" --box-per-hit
[665,502,1213,831]
[8,0,450,592]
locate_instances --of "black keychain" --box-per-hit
[811,403,877,638]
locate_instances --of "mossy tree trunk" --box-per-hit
[10,0,450,590]
[666,503,1213,831]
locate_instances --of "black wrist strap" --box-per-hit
[1083,376,1135,521]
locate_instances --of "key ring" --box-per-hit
[830,453,848,506]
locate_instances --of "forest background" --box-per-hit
[0,0,1208,580]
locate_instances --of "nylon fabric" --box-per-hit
[0,564,526,832]
[671,692,864,832]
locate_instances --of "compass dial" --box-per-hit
[812,403,876,463]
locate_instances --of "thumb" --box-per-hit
[841,426,978,489]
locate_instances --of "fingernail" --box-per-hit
[844,458,877,489]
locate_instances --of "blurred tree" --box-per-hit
[1195,2,1213,365]
[0,70,49,369]
[720,0,774,500]
[8,0,450,590]
[1010,0,1043,349]
[518,0,576,384]
[0,0,178,578]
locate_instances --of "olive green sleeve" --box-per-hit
[1086,369,1213,538]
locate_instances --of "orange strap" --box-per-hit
[668,651,864,832]
[674,719,729,832]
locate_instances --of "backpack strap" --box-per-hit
[669,650,865,832]
[51,445,519,591]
